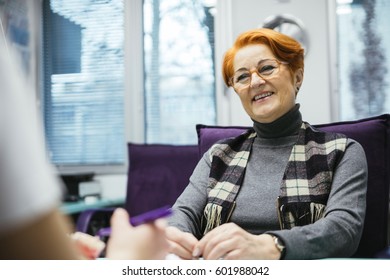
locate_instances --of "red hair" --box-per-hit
[222,28,304,86]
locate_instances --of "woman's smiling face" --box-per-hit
[232,44,303,123]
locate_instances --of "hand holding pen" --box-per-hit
[97,206,172,237]
[104,207,171,260]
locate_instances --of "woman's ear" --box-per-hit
[294,68,304,95]
[295,68,304,89]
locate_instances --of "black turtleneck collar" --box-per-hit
[252,104,302,139]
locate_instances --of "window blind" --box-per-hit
[42,0,125,166]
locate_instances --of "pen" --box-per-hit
[96,205,172,237]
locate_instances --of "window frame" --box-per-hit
[124,0,145,145]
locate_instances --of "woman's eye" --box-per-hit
[236,73,249,82]
[259,65,276,75]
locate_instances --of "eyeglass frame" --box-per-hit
[229,58,289,89]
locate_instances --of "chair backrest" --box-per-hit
[196,114,390,258]
[125,143,199,217]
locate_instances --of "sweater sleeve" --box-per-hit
[168,152,211,239]
[267,139,368,259]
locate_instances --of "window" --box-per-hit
[143,0,216,144]
[42,0,216,172]
[0,0,31,76]
[337,0,389,120]
[42,0,126,168]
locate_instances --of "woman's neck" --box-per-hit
[252,104,302,138]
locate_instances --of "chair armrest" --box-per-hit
[76,208,116,235]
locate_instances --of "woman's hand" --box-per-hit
[192,223,280,260]
[165,226,198,259]
[70,232,106,259]
[105,208,169,259]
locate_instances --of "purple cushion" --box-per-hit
[196,114,390,258]
[197,124,250,157]
[125,143,199,216]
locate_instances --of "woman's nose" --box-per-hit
[250,72,266,88]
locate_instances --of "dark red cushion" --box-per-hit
[196,114,390,258]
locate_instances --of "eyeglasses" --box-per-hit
[230,59,288,90]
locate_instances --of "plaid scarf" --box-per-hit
[202,122,347,235]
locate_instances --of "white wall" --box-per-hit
[215,0,337,126]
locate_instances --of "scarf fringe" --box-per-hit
[310,202,326,222]
[281,202,326,228]
[203,203,223,235]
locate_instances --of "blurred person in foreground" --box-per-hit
[0,41,168,260]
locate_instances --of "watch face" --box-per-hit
[262,14,309,56]
[275,238,285,250]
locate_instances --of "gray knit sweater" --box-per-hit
[168,106,368,259]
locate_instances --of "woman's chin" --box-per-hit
[251,109,277,123]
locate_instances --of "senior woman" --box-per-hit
[166,28,367,260]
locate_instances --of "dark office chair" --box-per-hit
[196,114,390,258]
[124,143,199,216]
[76,143,199,235]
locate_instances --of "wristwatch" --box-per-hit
[272,236,286,259]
